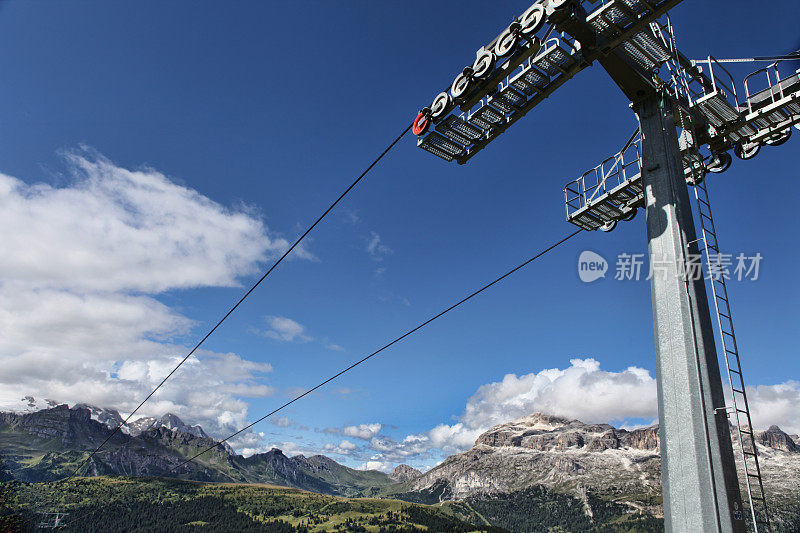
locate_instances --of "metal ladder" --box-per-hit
[692,178,770,532]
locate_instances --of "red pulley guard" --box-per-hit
[412,112,430,136]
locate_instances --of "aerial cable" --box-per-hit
[169,228,584,473]
[63,122,413,482]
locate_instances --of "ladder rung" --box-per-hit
[728,368,741,375]
[719,311,731,319]
[725,348,738,355]
[697,196,710,207]
[736,408,748,414]
[743,450,758,457]
[732,388,744,394]
[747,473,762,478]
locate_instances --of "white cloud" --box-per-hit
[0,149,309,445]
[426,358,657,453]
[343,423,382,440]
[323,439,358,455]
[369,434,432,460]
[260,316,312,342]
[0,151,292,293]
[427,423,483,453]
[746,381,800,434]
[239,441,308,458]
[326,343,345,352]
[350,358,659,467]
[357,460,394,473]
[339,439,357,451]
[366,232,392,261]
[269,416,292,428]
[361,359,798,470]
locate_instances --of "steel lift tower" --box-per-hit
[412,0,800,530]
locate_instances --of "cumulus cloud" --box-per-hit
[746,381,800,434]
[259,316,312,343]
[425,358,658,453]
[323,440,357,455]
[349,358,659,468]
[0,152,292,293]
[343,423,382,440]
[369,434,431,461]
[466,358,656,427]
[357,460,394,473]
[0,149,308,445]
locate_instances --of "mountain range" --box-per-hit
[389,413,800,531]
[2,403,799,531]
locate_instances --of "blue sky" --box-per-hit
[0,0,798,471]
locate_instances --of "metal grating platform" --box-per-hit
[587,1,637,36]
[510,64,550,95]
[563,127,705,230]
[533,38,578,76]
[438,115,484,143]
[620,30,671,71]
[741,69,800,143]
[417,132,464,162]
[564,133,644,230]
[468,103,505,131]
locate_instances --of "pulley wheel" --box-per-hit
[706,152,732,173]
[430,92,451,119]
[600,219,617,232]
[494,27,518,58]
[472,49,496,79]
[412,111,430,136]
[765,128,791,146]
[520,4,546,35]
[451,71,472,99]
[734,141,761,160]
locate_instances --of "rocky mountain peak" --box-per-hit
[156,413,185,430]
[73,404,125,430]
[390,464,422,482]
[474,412,640,452]
[757,425,798,452]
[512,413,575,429]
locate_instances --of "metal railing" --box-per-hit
[695,55,741,108]
[564,131,641,216]
[743,60,794,114]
